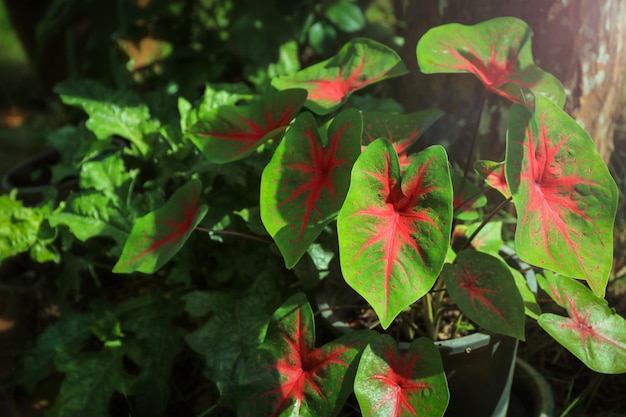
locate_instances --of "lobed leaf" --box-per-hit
[506,97,618,296]
[261,109,362,268]
[272,38,408,115]
[416,17,565,106]
[538,275,626,374]
[113,179,207,274]
[354,335,448,417]
[442,251,525,340]
[187,89,307,163]
[337,139,453,328]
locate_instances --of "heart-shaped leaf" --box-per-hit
[187,89,307,163]
[238,293,375,417]
[354,335,448,417]
[362,110,444,169]
[261,109,362,268]
[113,179,207,274]
[475,160,511,198]
[272,38,408,115]
[416,17,565,106]
[506,96,618,297]
[337,139,453,329]
[442,251,525,340]
[538,275,626,374]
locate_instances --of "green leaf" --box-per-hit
[355,335,449,417]
[113,179,207,274]
[187,89,307,163]
[442,251,525,340]
[325,0,365,33]
[78,153,135,196]
[238,293,375,417]
[337,140,453,328]
[55,79,160,156]
[0,191,46,262]
[538,275,626,374]
[185,274,281,407]
[22,312,95,392]
[272,38,408,115]
[260,109,362,268]
[416,17,565,106]
[47,346,137,417]
[506,97,618,296]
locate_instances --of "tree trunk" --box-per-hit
[394,0,626,163]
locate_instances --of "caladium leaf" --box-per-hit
[361,110,444,169]
[416,17,565,107]
[261,109,362,268]
[187,89,307,163]
[475,160,511,198]
[272,38,408,115]
[337,139,453,329]
[354,335,448,417]
[506,97,618,297]
[538,275,626,374]
[442,251,525,340]
[536,270,565,308]
[113,179,207,274]
[238,293,375,417]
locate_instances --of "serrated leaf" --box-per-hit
[337,140,453,328]
[538,275,626,374]
[361,109,443,169]
[272,38,408,115]
[261,109,362,268]
[55,79,160,155]
[187,89,307,163]
[355,335,448,417]
[238,293,375,417]
[416,17,565,106]
[506,97,618,296]
[113,179,207,274]
[0,191,46,262]
[47,346,137,417]
[442,251,525,340]
[185,274,281,407]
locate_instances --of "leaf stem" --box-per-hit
[462,89,488,181]
[459,196,512,252]
[195,227,271,244]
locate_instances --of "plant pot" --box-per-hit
[316,247,536,417]
[1,149,76,205]
[508,358,554,417]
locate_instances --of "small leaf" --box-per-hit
[355,335,448,417]
[325,0,365,33]
[538,275,626,374]
[442,251,525,340]
[506,97,618,296]
[238,293,375,417]
[113,179,207,274]
[187,89,307,163]
[261,109,362,268]
[475,160,511,198]
[0,191,46,262]
[273,38,408,115]
[337,140,453,328]
[361,110,444,169]
[416,17,565,106]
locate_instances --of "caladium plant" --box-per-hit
[6,11,624,417]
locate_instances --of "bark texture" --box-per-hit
[394,0,626,163]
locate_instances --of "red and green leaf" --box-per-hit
[261,109,362,268]
[536,270,565,308]
[272,38,408,115]
[113,179,207,274]
[337,139,453,329]
[475,160,511,198]
[416,17,565,107]
[354,335,448,417]
[361,110,444,169]
[538,275,626,374]
[187,89,307,163]
[506,96,618,297]
[238,293,375,417]
[442,251,525,339]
